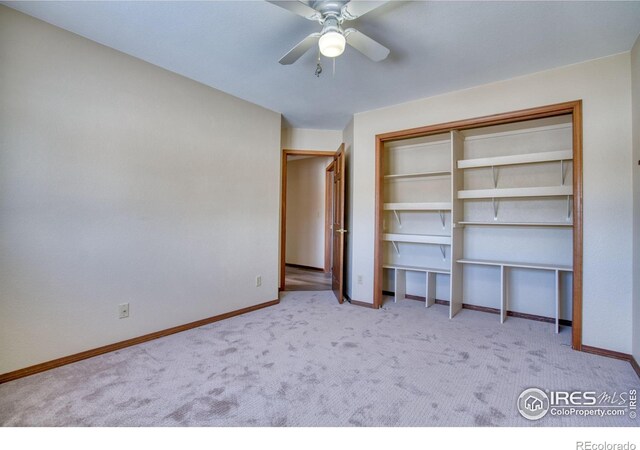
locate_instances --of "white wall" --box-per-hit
[632,35,640,363]
[286,156,332,269]
[282,128,342,151]
[350,53,633,353]
[0,6,281,374]
[342,118,354,298]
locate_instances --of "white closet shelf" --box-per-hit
[457,150,572,169]
[383,264,450,274]
[384,233,451,245]
[458,221,573,227]
[457,185,572,199]
[457,258,573,272]
[384,202,452,211]
[386,138,451,151]
[462,122,571,141]
[384,170,451,180]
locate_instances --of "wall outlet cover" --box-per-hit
[118,303,129,319]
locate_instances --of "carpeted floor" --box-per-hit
[0,291,638,426]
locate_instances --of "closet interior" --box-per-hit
[379,113,577,333]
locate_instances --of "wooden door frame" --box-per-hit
[373,100,584,350]
[280,149,336,291]
[330,143,346,303]
[325,160,336,273]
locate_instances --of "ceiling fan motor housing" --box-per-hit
[311,1,349,21]
[321,16,343,36]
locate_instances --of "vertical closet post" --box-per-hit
[500,265,508,323]
[449,130,464,318]
[395,269,406,303]
[426,272,436,307]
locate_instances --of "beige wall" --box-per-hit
[350,53,634,353]
[632,35,640,364]
[0,6,281,374]
[282,128,342,152]
[285,157,332,269]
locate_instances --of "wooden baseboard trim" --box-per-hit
[382,291,424,302]
[285,263,325,272]
[579,346,640,379]
[582,346,640,379]
[0,299,280,385]
[350,300,376,309]
[465,303,573,327]
[345,294,376,309]
[460,302,500,314]
[581,345,633,362]
[384,292,572,326]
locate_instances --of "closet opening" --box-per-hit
[373,101,583,350]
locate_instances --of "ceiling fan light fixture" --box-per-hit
[319,31,346,58]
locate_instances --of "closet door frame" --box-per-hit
[373,100,583,350]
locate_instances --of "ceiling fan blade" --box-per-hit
[279,32,321,65]
[266,1,321,21]
[344,28,390,62]
[341,1,389,20]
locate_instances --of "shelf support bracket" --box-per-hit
[439,210,446,229]
[566,195,572,221]
[492,197,499,221]
[560,160,568,186]
[439,245,446,260]
[393,210,402,227]
[391,241,400,255]
[492,166,499,188]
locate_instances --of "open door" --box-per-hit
[331,144,346,303]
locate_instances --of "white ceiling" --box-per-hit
[4,1,640,130]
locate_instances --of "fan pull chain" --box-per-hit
[333,57,336,77]
[315,51,322,78]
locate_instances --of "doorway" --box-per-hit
[280,145,346,301]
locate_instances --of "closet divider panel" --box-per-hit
[449,130,464,318]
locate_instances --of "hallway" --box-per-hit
[284,265,331,291]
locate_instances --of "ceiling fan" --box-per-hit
[268,1,390,65]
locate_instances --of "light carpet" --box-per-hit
[0,291,638,426]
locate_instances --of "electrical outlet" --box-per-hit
[118,303,129,319]
[357,275,363,285]
[256,276,262,287]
